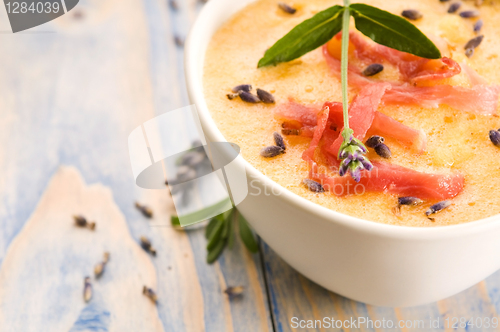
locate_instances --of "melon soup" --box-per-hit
[203,0,500,227]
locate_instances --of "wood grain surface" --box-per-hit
[0,0,500,331]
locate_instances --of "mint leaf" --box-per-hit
[350,4,441,59]
[206,218,224,250]
[207,239,226,264]
[258,5,344,67]
[238,213,259,253]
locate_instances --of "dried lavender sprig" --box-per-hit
[338,129,372,182]
[338,2,373,182]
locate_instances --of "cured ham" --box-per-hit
[324,83,391,158]
[347,32,461,83]
[274,100,427,152]
[323,43,500,115]
[311,161,464,200]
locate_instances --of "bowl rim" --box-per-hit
[184,0,500,240]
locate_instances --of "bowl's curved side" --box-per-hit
[184,0,500,306]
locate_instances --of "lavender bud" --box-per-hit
[398,196,424,206]
[448,2,461,13]
[425,200,452,216]
[464,35,484,50]
[474,19,483,33]
[143,286,158,304]
[352,140,367,153]
[273,132,286,150]
[135,202,153,218]
[83,277,92,302]
[278,2,296,14]
[489,130,500,147]
[226,92,240,100]
[256,88,275,104]
[303,179,324,193]
[239,91,261,103]
[339,162,349,177]
[140,236,157,256]
[363,63,384,77]
[260,145,284,158]
[357,155,373,171]
[365,135,385,148]
[232,84,252,93]
[224,286,244,298]
[374,143,392,159]
[401,9,423,20]
[349,167,361,183]
[459,10,479,18]
[465,48,474,58]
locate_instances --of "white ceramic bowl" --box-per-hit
[184,0,500,307]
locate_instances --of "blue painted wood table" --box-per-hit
[1,0,500,331]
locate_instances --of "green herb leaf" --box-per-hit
[171,215,181,227]
[238,213,259,253]
[227,218,235,249]
[258,5,344,67]
[350,4,441,59]
[205,218,219,239]
[207,239,226,264]
[206,218,224,250]
[222,209,234,239]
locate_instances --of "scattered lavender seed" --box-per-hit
[464,35,484,50]
[464,35,484,57]
[374,143,392,159]
[73,215,96,230]
[365,135,385,148]
[256,88,275,104]
[278,2,296,14]
[362,63,384,76]
[282,128,300,135]
[224,286,244,298]
[83,277,92,302]
[135,202,153,218]
[94,252,110,278]
[303,179,324,193]
[140,236,157,256]
[273,132,286,150]
[425,200,452,217]
[143,286,158,304]
[448,2,461,13]
[174,35,184,47]
[398,196,424,206]
[489,130,500,147]
[474,19,483,32]
[169,0,179,10]
[401,9,423,20]
[239,91,261,103]
[226,92,240,100]
[260,145,284,158]
[459,10,479,18]
[465,48,474,57]
[232,84,252,93]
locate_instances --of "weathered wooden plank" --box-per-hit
[0,0,273,330]
[263,242,500,332]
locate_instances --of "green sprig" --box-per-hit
[205,208,259,264]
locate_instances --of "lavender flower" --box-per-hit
[338,129,373,182]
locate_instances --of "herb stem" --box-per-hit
[341,0,350,130]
